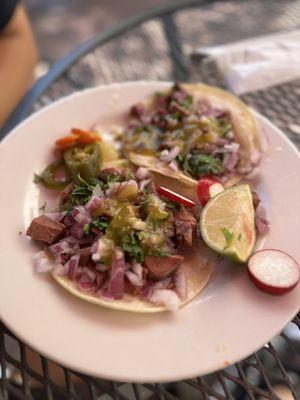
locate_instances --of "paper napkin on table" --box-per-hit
[193,30,300,94]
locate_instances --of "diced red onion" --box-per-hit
[125,262,144,287]
[106,249,125,299]
[85,196,102,212]
[255,215,270,234]
[71,206,91,226]
[95,271,106,291]
[63,235,79,244]
[132,262,143,278]
[77,280,94,292]
[215,137,229,146]
[33,251,55,274]
[223,151,239,171]
[48,240,73,255]
[135,167,151,180]
[55,253,71,265]
[91,238,104,262]
[60,183,73,204]
[174,267,187,300]
[138,178,152,191]
[67,255,80,280]
[169,159,179,171]
[52,263,69,276]
[149,289,180,311]
[202,107,225,118]
[159,146,180,163]
[152,277,172,290]
[92,184,104,198]
[139,282,153,299]
[43,211,66,222]
[224,142,240,152]
[69,223,84,239]
[105,182,121,198]
[63,214,75,227]
[125,271,144,287]
[82,267,96,282]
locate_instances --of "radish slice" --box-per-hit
[156,186,195,207]
[197,176,224,206]
[248,249,300,295]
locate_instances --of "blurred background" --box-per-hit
[1,1,299,399]
[24,0,168,63]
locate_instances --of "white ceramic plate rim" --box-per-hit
[0,81,299,383]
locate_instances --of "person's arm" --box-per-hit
[0,4,38,127]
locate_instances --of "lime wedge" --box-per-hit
[200,184,255,263]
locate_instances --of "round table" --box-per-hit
[1,1,299,399]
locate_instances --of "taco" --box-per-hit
[124,83,261,200]
[27,130,216,312]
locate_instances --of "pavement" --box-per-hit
[24,0,168,61]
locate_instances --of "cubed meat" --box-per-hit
[26,215,66,244]
[144,255,184,280]
[174,207,197,250]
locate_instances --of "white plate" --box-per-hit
[0,82,299,383]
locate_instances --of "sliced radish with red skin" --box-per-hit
[248,249,300,295]
[156,186,196,207]
[197,176,224,206]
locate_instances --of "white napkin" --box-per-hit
[193,30,300,94]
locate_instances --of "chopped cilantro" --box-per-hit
[147,249,171,257]
[180,153,224,178]
[218,117,232,137]
[121,232,145,263]
[171,111,181,120]
[91,217,109,231]
[34,173,43,184]
[61,174,104,211]
[106,174,121,185]
[181,95,193,110]
[221,228,233,250]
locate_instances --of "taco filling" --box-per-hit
[27,130,213,312]
[124,83,261,184]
